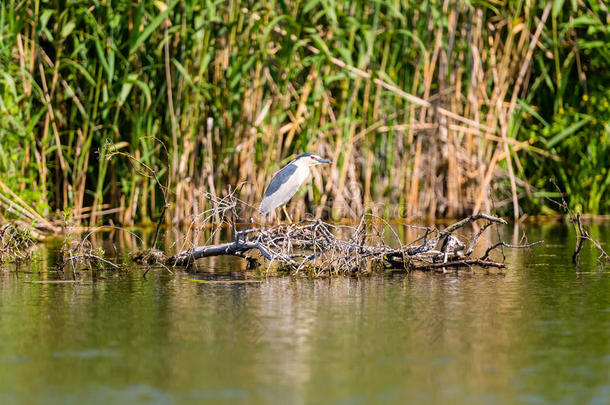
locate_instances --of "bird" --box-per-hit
[259,152,332,223]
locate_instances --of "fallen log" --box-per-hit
[167,241,275,267]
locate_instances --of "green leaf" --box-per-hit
[39,9,54,29]
[303,0,321,13]
[1,72,17,97]
[552,0,566,18]
[25,107,48,135]
[130,79,152,108]
[61,21,75,38]
[172,59,193,86]
[517,99,549,127]
[546,116,593,148]
[117,74,138,106]
[261,15,291,48]
[60,58,96,86]
[94,39,111,82]
[310,33,332,59]
[129,1,179,54]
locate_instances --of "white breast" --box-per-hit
[278,164,310,205]
[294,163,311,186]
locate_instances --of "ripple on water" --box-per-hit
[52,349,119,359]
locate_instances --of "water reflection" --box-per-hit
[0,223,608,404]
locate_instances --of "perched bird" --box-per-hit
[259,153,332,222]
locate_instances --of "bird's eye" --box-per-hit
[310,156,315,160]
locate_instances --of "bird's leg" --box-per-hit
[282,205,293,224]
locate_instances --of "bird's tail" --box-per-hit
[258,200,269,215]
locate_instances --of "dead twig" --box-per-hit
[480,241,544,261]
[549,179,609,266]
[572,212,609,265]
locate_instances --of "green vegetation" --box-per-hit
[0,0,608,227]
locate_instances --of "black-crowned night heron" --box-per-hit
[259,153,332,222]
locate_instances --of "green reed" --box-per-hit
[0,0,608,227]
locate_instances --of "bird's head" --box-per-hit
[296,153,332,167]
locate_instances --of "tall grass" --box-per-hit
[0,0,608,227]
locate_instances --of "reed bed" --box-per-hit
[0,0,608,228]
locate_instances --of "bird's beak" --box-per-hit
[317,158,332,164]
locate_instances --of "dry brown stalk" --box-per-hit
[165,22,179,197]
[304,44,492,132]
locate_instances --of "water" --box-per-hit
[0,223,609,404]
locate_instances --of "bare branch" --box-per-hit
[572,212,609,264]
[480,241,543,261]
[442,214,507,235]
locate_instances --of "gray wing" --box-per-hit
[259,163,299,214]
[264,163,297,198]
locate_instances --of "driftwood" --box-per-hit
[165,192,542,275]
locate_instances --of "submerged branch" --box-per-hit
[480,241,544,261]
[572,212,610,265]
[411,259,506,271]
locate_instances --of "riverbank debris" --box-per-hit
[0,223,35,262]
[167,193,542,275]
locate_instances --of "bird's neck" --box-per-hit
[293,161,312,183]
[293,159,312,170]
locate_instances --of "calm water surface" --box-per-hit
[1,223,609,404]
